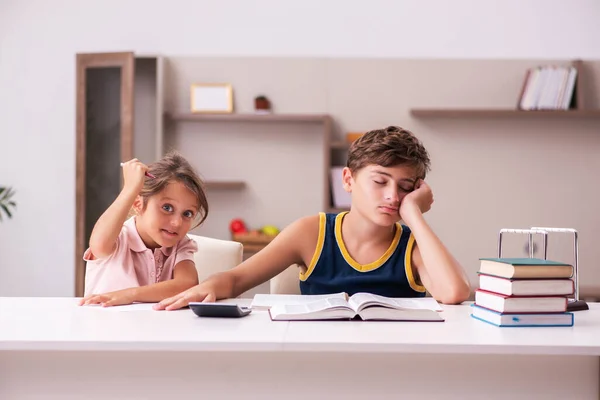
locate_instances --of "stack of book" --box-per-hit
[517,65,578,110]
[471,258,575,327]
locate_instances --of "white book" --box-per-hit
[561,67,577,109]
[267,292,443,321]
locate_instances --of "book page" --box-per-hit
[348,293,442,312]
[250,292,347,309]
[270,298,351,316]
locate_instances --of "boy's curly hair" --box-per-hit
[347,126,431,179]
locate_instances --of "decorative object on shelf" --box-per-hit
[231,223,280,253]
[260,225,280,236]
[233,230,278,253]
[346,132,363,143]
[229,218,248,234]
[497,227,588,312]
[0,186,16,222]
[190,83,233,113]
[254,95,272,114]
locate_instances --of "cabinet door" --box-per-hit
[75,52,134,296]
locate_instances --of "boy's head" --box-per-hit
[347,126,430,179]
[343,126,431,226]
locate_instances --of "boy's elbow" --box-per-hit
[437,281,471,305]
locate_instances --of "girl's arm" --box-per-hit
[131,261,199,302]
[88,159,148,259]
[79,261,199,306]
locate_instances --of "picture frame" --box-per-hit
[190,83,233,113]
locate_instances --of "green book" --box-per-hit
[478,258,573,279]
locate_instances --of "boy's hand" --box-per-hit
[399,179,434,223]
[78,288,136,307]
[153,284,216,311]
[121,158,149,195]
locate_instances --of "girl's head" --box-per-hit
[132,151,208,249]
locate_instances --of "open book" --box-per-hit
[267,292,444,321]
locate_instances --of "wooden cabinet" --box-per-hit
[75,53,163,296]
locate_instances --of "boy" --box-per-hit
[155,126,471,310]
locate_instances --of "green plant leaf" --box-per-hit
[0,186,16,221]
[0,203,11,219]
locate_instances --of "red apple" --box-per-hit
[229,218,247,234]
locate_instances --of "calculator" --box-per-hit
[189,302,252,318]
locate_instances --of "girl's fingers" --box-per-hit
[86,295,107,305]
[102,298,117,307]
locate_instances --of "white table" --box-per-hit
[1,297,599,400]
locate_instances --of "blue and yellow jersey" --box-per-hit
[299,212,426,297]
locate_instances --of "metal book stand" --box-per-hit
[497,227,589,312]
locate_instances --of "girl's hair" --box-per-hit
[347,126,431,179]
[138,151,208,229]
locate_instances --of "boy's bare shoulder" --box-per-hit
[278,214,321,264]
[284,214,321,236]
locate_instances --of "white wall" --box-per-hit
[1,0,600,296]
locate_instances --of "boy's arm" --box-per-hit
[401,180,471,305]
[154,215,320,310]
[88,159,148,259]
[408,217,471,304]
[79,260,199,306]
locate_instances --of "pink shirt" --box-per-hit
[83,217,198,295]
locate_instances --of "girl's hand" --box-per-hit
[153,284,216,311]
[78,288,136,307]
[399,179,434,223]
[121,158,149,195]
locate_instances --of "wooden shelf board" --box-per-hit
[165,112,331,123]
[204,181,246,190]
[410,109,600,118]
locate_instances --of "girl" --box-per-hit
[79,151,209,307]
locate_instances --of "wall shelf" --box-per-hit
[204,181,246,190]
[165,111,337,214]
[165,112,331,123]
[410,109,600,119]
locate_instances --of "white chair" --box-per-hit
[187,234,243,282]
[270,263,301,294]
